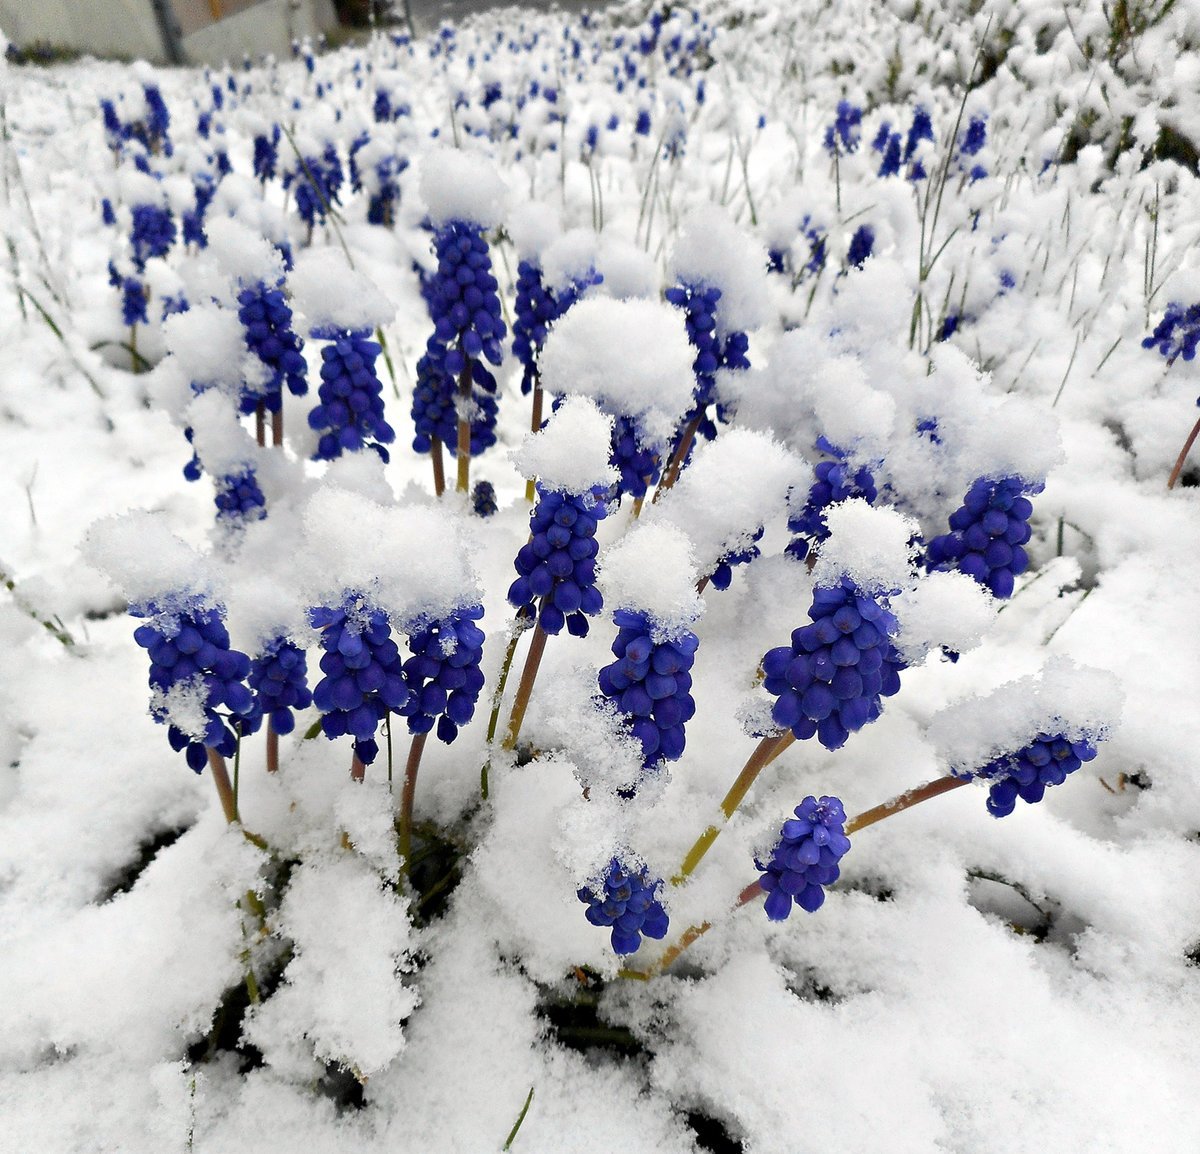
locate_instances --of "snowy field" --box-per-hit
[1,1,1199,1151]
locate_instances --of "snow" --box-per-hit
[509,393,616,492]
[2,1,1200,1151]
[537,297,695,446]
[418,146,507,228]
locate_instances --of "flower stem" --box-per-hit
[271,408,283,447]
[255,401,266,448]
[1167,411,1200,489]
[843,773,969,834]
[431,436,446,497]
[206,747,240,825]
[653,412,702,504]
[502,612,549,752]
[637,773,973,978]
[482,614,530,798]
[456,353,473,494]
[266,723,279,774]
[398,730,427,886]
[350,753,366,783]
[671,732,795,885]
[525,381,544,504]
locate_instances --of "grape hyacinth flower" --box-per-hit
[508,484,606,638]
[512,259,557,397]
[472,480,498,517]
[308,329,395,462]
[398,605,486,744]
[846,224,875,269]
[132,596,258,773]
[578,858,670,956]
[707,525,764,591]
[956,732,1099,818]
[249,637,312,737]
[310,595,410,772]
[786,449,878,562]
[130,202,176,271]
[761,577,905,751]
[924,476,1039,599]
[237,282,308,430]
[757,795,851,918]
[1143,301,1200,366]
[213,468,267,524]
[422,219,507,490]
[823,100,862,156]
[665,282,751,444]
[597,609,698,771]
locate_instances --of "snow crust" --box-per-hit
[510,393,617,492]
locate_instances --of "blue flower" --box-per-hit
[508,484,606,637]
[954,732,1100,817]
[757,796,851,918]
[925,476,1039,599]
[214,468,266,523]
[823,100,862,156]
[786,446,877,562]
[597,609,698,770]
[761,578,905,751]
[398,605,486,744]
[310,595,410,766]
[238,283,308,414]
[308,330,395,462]
[846,224,874,269]
[1143,302,1200,365]
[578,858,670,955]
[130,203,176,272]
[132,595,258,771]
[249,637,313,735]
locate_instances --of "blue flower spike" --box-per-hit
[757,795,851,919]
[578,858,670,956]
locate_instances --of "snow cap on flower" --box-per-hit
[204,215,284,290]
[541,228,601,295]
[419,146,507,228]
[889,569,997,664]
[811,499,917,593]
[185,389,259,477]
[927,657,1123,774]
[289,247,394,333]
[82,511,212,605]
[507,200,560,261]
[538,298,694,447]
[599,523,701,638]
[511,394,617,493]
[163,305,265,397]
[595,234,659,300]
[646,428,800,578]
[669,204,770,334]
[300,487,480,625]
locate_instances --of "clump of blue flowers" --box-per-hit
[214,469,267,524]
[308,329,395,461]
[578,858,670,955]
[249,638,313,735]
[757,795,851,918]
[132,596,257,772]
[957,732,1099,818]
[508,484,606,637]
[786,447,878,562]
[310,595,409,766]
[398,606,486,744]
[761,578,905,751]
[925,476,1038,599]
[237,284,308,415]
[597,610,698,770]
[1143,302,1200,366]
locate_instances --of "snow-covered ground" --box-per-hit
[0,1,1199,1150]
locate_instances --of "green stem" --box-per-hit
[503,1086,536,1151]
[482,615,530,799]
[671,732,794,884]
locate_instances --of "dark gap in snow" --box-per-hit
[186,973,267,1074]
[408,822,470,928]
[538,983,645,1058]
[966,869,1052,943]
[317,1062,368,1112]
[685,1111,745,1154]
[99,823,191,901]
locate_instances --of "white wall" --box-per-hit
[183,0,338,67]
[0,0,168,63]
[0,0,339,66]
